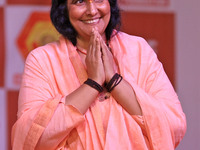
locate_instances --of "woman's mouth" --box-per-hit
[83,18,100,24]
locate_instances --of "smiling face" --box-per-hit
[67,0,111,41]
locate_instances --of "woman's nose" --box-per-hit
[86,1,98,16]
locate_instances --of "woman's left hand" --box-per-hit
[98,34,117,83]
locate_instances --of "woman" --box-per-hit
[12,0,186,149]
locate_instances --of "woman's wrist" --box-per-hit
[84,78,104,92]
[105,73,123,92]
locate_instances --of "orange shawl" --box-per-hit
[12,32,186,150]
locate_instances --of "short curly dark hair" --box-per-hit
[50,0,121,45]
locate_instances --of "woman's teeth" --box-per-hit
[84,19,99,24]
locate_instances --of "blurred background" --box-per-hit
[0,0,199,149]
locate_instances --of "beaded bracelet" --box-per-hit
[84,79,104,92]
[105,73,123,92]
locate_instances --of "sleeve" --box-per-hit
[124,38,186,149]
[11,50,85,150]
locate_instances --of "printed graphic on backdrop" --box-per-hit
[121,12,175,86]
[5,6,52,90]
[17,12,60,59]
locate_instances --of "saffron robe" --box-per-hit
[11,32,186,150]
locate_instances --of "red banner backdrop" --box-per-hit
[7,91,19,150]
[121,12,175,86]
[1,1,175,150]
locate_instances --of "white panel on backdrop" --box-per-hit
[0,89,7,150]
[119,0,174,12]
[5,6,50,90]
[0,0,5,6]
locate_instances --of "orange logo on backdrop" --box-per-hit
[17,12,60,59]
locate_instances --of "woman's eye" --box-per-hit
[77,0,84,3]
[75,0,85,4]
[72,0,85,5]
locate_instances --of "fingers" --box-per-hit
[100,39,107,58]
[85,28,106,85]
[88,27,112,61]
[88,28,101,58]
[88,28,95,57]
[95,36,101,58]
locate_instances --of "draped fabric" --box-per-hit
[11,32,186,150]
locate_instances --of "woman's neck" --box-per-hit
[76,36,89,51]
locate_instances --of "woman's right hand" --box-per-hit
[85,28,105,85]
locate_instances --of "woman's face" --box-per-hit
[67,0,111,40]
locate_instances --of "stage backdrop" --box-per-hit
[0,0,174,149]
